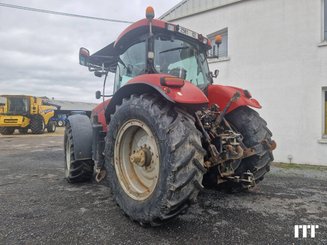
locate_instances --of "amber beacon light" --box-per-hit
[215,35,222,45]
[146,6,155,20]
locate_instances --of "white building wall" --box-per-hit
[165,0,327,165]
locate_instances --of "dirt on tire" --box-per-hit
[223,106,274,191]
[105,94,206,226]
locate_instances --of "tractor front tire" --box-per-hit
[105,94,206,226]
[64,123,94,183]
[47,121,56,133]
[223,106,274,191]
[30,115,45,134]
[18,128,28,134]
[0,127,15,135]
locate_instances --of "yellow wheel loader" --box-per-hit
[0,95,60,135]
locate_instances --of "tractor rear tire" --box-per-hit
[0,127,15,135]
[18,128,28,134]
[30,115,45,134]
[64,123,94,183]
[47,121,56,133]
[105,94,206,226]
[223,106,274,191]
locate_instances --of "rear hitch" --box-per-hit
[227,170,255,189]
[95,167,107,183]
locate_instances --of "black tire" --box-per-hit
[223,106,274,191]
[64,123,94,183]
[30,115,45,134]
[0,127,15,135]
[105,94,206,226]
[47,121,56,133]
[18,128,28,134]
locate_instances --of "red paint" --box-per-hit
[91,99,111,132]
[207,85,261,113]
[91,74,208,132]
[114,19,166,47]
[92,80,262,132]
[128,74,209,104]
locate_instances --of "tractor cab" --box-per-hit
[79,11,214,93]
[0,95,30,115]
[114,30,212,91]
[0,96,5,114]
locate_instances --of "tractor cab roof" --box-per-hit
[85,18,212,72]
[87,19,165,71]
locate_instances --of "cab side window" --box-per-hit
[115,41,146,90]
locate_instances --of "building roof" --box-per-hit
[0,95,97,111]
[51,99,97,111]
[160,0,245,21]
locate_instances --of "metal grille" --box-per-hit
[4,119,18,123]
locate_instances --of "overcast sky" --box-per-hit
[0,0,180,102]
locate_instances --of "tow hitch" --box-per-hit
[227,170,255,189]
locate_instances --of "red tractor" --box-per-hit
[65,7,276,226]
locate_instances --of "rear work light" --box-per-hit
[166,23,176,32]
[160,77,185,88]
[165,24,210,46]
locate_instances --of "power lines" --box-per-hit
[0,2,133,24]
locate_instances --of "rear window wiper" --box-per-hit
[159,46,189,54]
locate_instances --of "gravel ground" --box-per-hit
[0,130,326,244]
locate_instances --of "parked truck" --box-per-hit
[65,7,276,226]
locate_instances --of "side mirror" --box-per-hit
[94,71,104,77]
[95,91,102,99]
[210,69,219,78]
[79,47,90,66]
[213,69,219,78]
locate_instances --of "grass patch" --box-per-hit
[272,162,327,171]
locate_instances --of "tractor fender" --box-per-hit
[207,84,262,113]
[67,114,93,161]
[105,83,173,124]
[105,74,209,124]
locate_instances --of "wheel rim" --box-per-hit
[65,139,71,178]
[114,119,160,201]
[58,121,63,126]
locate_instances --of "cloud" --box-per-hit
[0,0,180,102]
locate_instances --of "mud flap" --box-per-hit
[67,114,92,161]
